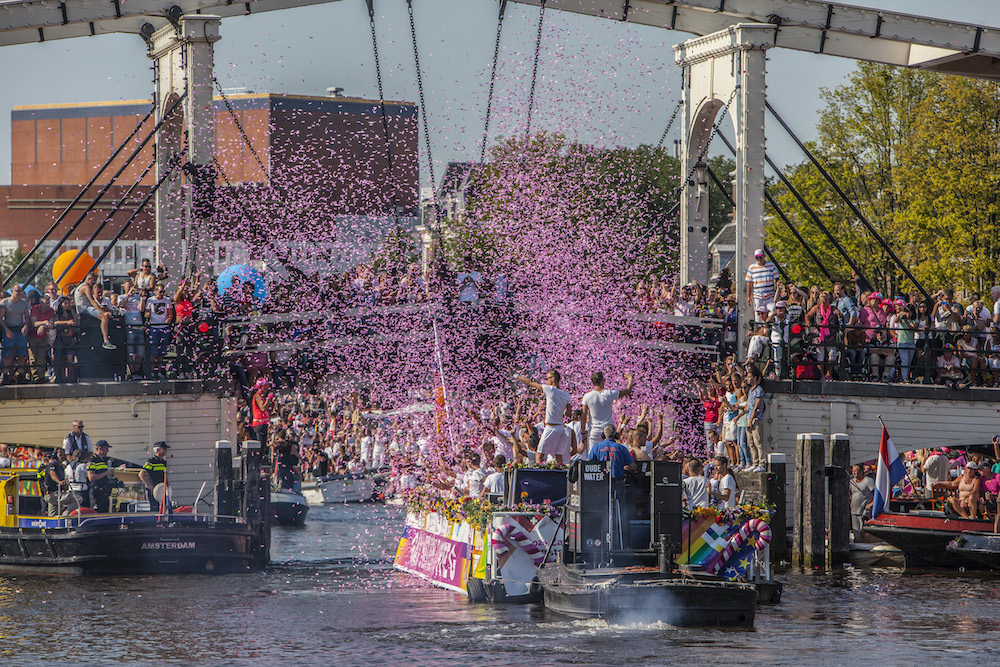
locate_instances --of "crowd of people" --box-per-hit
[851,438,1000,536]
[634,250,1000,387]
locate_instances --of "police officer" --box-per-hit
[41,451,80,516]
[87,440,115,513]
[139,441,169,513]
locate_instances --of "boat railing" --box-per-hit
[75,512,246,529]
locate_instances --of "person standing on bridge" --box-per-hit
[745,249,780,322]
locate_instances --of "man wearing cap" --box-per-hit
[745,250,780,322]
[42,451,80,516]
[587,425,636,479]
[139,442,169,513]
[87,440,115,513]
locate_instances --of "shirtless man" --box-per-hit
[933,462,983,519]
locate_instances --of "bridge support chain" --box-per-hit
[675,24,774,355]
[148,14,221,277]
[793,432,825,569]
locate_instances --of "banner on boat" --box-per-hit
[394,512,484,594]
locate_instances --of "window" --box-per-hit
[114,246,123,260]
[125,245,134,259]
[218,245,226,261]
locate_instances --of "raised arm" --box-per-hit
[515,375,544,391]
[650,412,665,447]
[618,372,634,398]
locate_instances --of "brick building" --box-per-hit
[1,92,419,279]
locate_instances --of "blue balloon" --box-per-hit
[216,265,267,302]
[22,285,41,296]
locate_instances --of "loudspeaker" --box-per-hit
[650,460,683,555]
[565,460,610,565]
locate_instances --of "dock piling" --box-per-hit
[828,434,850,565]
[214,440,234,517]
[793,433,826,569]
[767,453,787,562]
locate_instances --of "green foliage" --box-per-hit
[0,245,53,291]
[765,62,1000,295]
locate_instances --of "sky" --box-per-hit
[0,0,997,186]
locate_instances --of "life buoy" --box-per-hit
[712,518,772,574]
[490,518,546,566]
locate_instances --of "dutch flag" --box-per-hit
[872,425,906,519]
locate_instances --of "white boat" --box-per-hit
[301,473,376,505]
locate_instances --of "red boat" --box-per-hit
[864,510,994,569]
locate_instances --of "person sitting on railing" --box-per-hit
[956,325,986,386]
[857,294,884,345]
[74,272,116,351]
[935,344,966,389]
[27,289,55,384]
[985,325,1000,386]
[806,291,840,380]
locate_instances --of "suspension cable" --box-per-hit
[53,157,158,287]
[710,134,834,282]
[525,0,547,138]
[714,124,874,290]
[480,0,508,162]
[19,93,187,291]
[213,78,271,186]
[406,0,437,191]
[766,101,930,302]
[365,0,400,222]
[2,104,156,289]
[656,99,683,149]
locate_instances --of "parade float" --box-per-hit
[394,461,780,624]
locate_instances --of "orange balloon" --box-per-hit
[53,250,96,296]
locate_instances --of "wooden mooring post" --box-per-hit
[793,433,825,568]
[767,453,787,562]
[828,434,851,565]
[214,440,234,517]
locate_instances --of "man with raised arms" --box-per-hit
[580,371,633,455]
[515,369,572,465]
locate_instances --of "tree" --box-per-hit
[0,245,54,291]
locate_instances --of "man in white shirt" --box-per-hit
[922,449,950,498]
[581,371,634,454]
[481,454,506,498]
[516,369,572,465]
[682,459,710,508]
[465,453,490,497]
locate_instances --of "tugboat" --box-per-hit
[539,460,758,628]
[0,440,270,575]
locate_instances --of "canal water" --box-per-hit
[1,504,998,665]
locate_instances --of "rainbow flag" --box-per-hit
[675,516,740,571]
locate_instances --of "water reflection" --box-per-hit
[0,506,998,665]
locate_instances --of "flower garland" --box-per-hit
[402,485,562,529]
[684,501,775,527]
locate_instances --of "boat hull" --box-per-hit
[864,511,993,568]
[302,476,376,504]
[541,564,757,628]
[271,491,309,525]
[0,516,254,575]
[947,532,1000,569]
